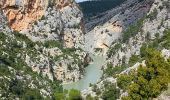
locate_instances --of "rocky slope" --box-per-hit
[0,0,90,99]
[0,0,85,48]
[84,0,153,54]
[106,0,170,68]
[82,0,170,99]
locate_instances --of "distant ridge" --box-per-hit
[78,0,127,17]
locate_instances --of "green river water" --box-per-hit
[63,55,105,91]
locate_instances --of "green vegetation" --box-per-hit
[86,94,94,100]
[105,29,170,100]
[43,40,63,49]
[107,16,146,58]
[79,0,126,18]
[128,55,141,66]
[103,63,128,77]
[160,30,170,49]
[122,18,145,42]
[142,29,170,50]
[68,89,82,100]
[117,74,133,91]
[118,48,170,100]
[13,31,35,48]
[0,31,86,99]
[107,43,122,58]
[94,48,102,52]
[147,8,158,21]
[54,89,82,100]
[102,82,120,100]
[0,32,62,99]
[9,78,42,99]
[116,30,170,99]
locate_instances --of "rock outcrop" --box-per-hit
[84,0,153,54]
[106,0,170,67]
[0,0,88,85]
[0,0,84,48]
[82,0,170,99]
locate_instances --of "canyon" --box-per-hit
[0,0,170,99]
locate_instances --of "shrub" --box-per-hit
[23,89,42,100]
[107,43,121,57]
[44,40,63,49]
[102,83,120,100]
[119,48,170,99]
[147,8,158,21]
[104,63,128,77]
[13,31,35,48]
[117,74,133,90]
[68,89,82,100]
[54,92,65,100]
[122,18,145,42]
[86,94,94,100]
[128,55,140,66]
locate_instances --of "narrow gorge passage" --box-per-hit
[63,54,106,91]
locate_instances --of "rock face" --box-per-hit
[0,0,49,31]
[0,10,11,33]
[106,0,170,67]
[84,0,153,54]
[0,0,84,48]
[82,0,170,98]
[0,0,88,84]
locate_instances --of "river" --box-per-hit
[63,54,105,91]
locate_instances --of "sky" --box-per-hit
[75,0,89,2]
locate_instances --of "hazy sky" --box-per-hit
[75,0,88,2]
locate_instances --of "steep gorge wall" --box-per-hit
[0,0,84,48]
[85,0,154,54]
[0,0,88,84]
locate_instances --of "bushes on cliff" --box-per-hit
[102,82,120,100]
[118,48,170,100]
[122,18,144,43]
[104,63,128,77]
[160,29,170,49]
[128,55,141,66]
[13,31,35,48]
[107,43,122,58]
[43,40,63,49]
[117,74,133,91]
[54,89,82,100]
[147,8,158,21]
[68,89,82,100]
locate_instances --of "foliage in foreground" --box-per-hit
[117,48,170,100]
[55,89,82,100]
[102,82,120,100]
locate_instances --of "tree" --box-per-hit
[119,48,170,99]
[86,94,93,100]
[23,89,42,100]
[54,92,65,100]
[102,84,120,100]
[117,74,133,90]
[68,89,82,100]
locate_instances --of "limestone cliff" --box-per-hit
[82,0,170,99]
[85,0,153,54]
[0,0,88,88]
[0,0,84,48]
